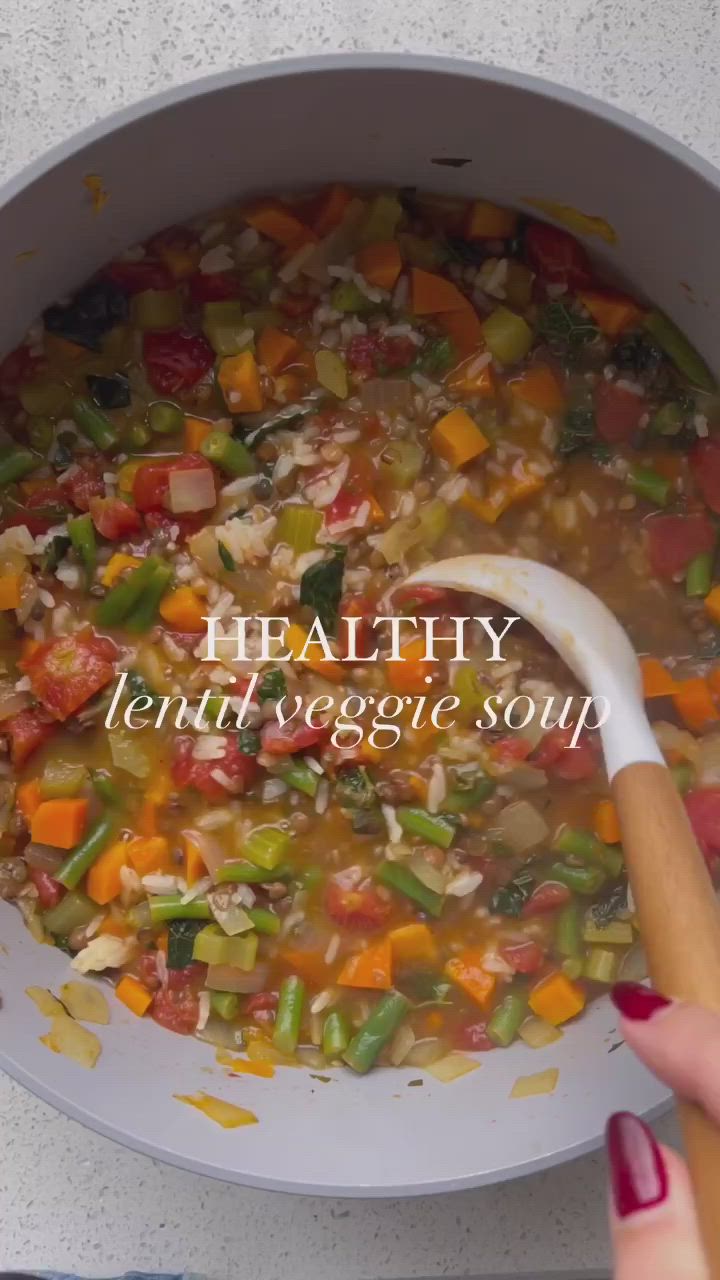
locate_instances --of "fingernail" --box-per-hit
[611,981,671,1021]
[606,1112,668,1217]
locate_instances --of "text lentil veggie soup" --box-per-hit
[0,184,718,1076]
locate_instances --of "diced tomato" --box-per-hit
[245,991,279,1015]
[454,1018,496,1052]
[20,630,118,722]
[594,380,647,444]
[165,962,206,991]
[105,260,174,294]
[187,272,243,304]
[684,789,720,866]
[151,983,200,1035]
[532,726,599,780]
[133,453,215,513]
[0,344,43,397]
[172,734,259,800]
[143,509,206,542]
[491,735,534,765]
[137,952,161,991]
[499,939,545,973]
[338,593,377,659]
[525,221,592,289]
[4,707,55,766]
[59,459,105,512]
[522,882,572,917]
[346,333,416,377]
[260,718,329,755]
[28,867,65,910]
[143,328,214,395]
[646,513,716,580]
[325,878,391,931]
[691,439,720,515]
[89,496,142,540]
[324,489,367,528]
[1,482,70,536]
[278,293,315,318]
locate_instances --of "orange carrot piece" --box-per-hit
[593,799,621,845]
[438,299,485,357]
[444,949,497,1009]
[159,585,207,633]
[639,656,678,698]
[337,938,393,990]
[184,417,213,452]
[17,778,42,822]
[116,974,153,1017]
[126,835,172,876]
[97,914,133,938]
[386,637,438,695]
[704,586,720,626]
[312,183,352,236]
[257,327,302,376]
[243,199,316,249]
[508,364,565,414]
[86,840,129,905]
[466,200,518,239]
[410,268,469,315]
[278,946,333,988]
[31,798,88,850]
[430,406,491,468]
[577,289,643,337]
[0,573,22,610]
[184,834,208,888]
[356,240,402,291]
[284,622,344,683]
[446,353,495,397]
[388,922,438,966]
[218,351,264,413]
[672,677,720,732]
[708,667,720,698]
[528,971,586,1025]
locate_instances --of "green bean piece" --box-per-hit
[90,769,123,806]
[246,907,281,936]
[627,464,670,508]
[322,1010,351,1060]
[686,551,714,598]
[210,991,240,1021]
[71,396,119,451]
[42,889,99,936]
[643,309,717,392]
[148,895,213,924]
[280,760,319,797]
[273,975,305,1055]
[243,826,291,871]
[126,421,153,449]
[0,444,41,488]
[200,431,255,477]
[68,513,96,588]
[124,563,173,632]
[148,400,184,435]
[487,991,528,1047]
[555,901,582,957]
[376,860,444,917]
[96,556,162,627]
[56,815,117,890]
[552,826,622,877]
[396,806,455,849]
[343,991,411,1074]
[215,861,293,884]
[547,862,606,895]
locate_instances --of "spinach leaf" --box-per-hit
[258,668,287,703]
[126,669,162,708]
[557,407,610,462]
[336,765,377,809]
[415,336,456,376]
[87,372,130,409]
[238,727,261,755]
[42,534,72,573]
[44,280,128,352]
[351,808,384,835]
[538,302,599,361]
[167,919,205,969]
[489,868,536,917]
[611,333,664,377]
[299,548,346,635]
[588,882,628,929]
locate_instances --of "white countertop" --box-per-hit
[0,1,712,1274]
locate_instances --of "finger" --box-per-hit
[608,1112,708,1280]
[611,982,720,1122]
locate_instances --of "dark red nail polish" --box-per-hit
[606,1112,668,1217]
[611,981,671,1021]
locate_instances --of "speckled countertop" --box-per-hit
[0,1,713,1274]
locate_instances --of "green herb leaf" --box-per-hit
[238,727,261,755]
[557,408,598,458]
[126,669,162,708]
[217,540,236,572]
[489,868,536,917]
[538,302,599,361]
[415,336,456,375]
[299,548,346,635]
[336,765,377,809]
[258,668,287,703]
[42,534,72,573]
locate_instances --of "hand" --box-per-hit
[607,980,719,1278]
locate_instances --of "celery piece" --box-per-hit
[148,401,184,435]
[315,349,348,398]
[132,288,183,331]
[40,760,87,799]
[243,826,292,871]
[555,902,582,957]
[482,306,533,365]
[19,381,69,416]
[242,308,284,334]
[210,991,240,1020]
[582,918,634,946]
[108,728,151,779]
[330,281,375,314]
[281,760,319,798]
[274,504,323,554]
[584,947,619,984]
[202,301,253,356]
[358,193,403,246]
[377,441,424,487]
[43,890,98,936]
[193,924,258,969]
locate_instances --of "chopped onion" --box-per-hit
[168,465,216,514]
[653,719,699,764]
[301,198,366,282]
[518,1016,563,1049]
[618,943,648,983]
[208,887,254,936]
[389,1023,416,1066]
[409,851,446,895]
[182,828,224,877]
[108,728,150,779]
[404,1036,448,1068]
[195,1015,241,1050]
[697,732,720,785]
[426,1052,481,1083]
[510,1067,559,1099]
[24,842,65,873]
[360,378,414,416]
[0,680,31,721]
[494,799,550,853]
[500,763,549,792]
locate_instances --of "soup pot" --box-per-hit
[0,52,714,1196]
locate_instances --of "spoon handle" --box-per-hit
[612,760,720,1274]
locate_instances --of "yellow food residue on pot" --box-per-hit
[215,1049,275,1079]
[83,173,108,214]
[523,198,617,244]
[174,1091,259,1128]
[15,249,37,262]
[510,1067,560,1099]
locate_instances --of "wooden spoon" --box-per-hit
[405,553,720,1271]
